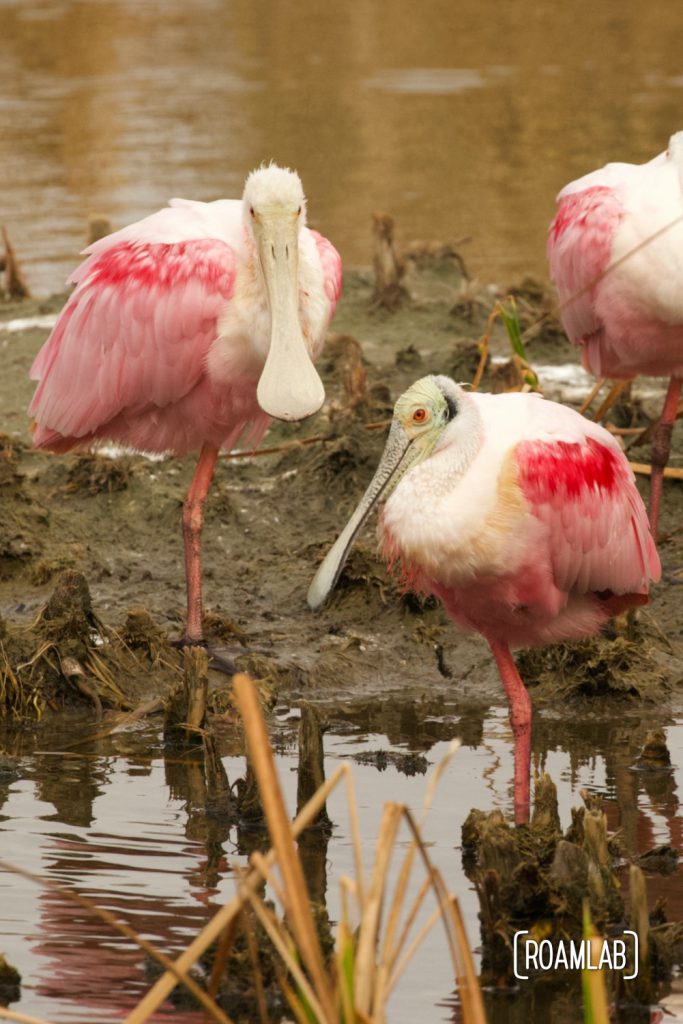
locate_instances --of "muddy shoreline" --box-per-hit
[2,255,683,727]
[2,252,683,1022]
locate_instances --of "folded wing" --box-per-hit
[30,236,237,445]
[516,434,660,596]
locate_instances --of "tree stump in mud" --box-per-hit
[41,570,95,639]
[163,646,209,748]
[0,953,21,1005]
[1,227,30,300]
[87,214,113,246]
[370,212,408,311]
[461,778,683,1008]
[296,701,331,830]
[324,334,369,415]
[203,731,234,818]
[635,728,672,770]
[461,777,625,983]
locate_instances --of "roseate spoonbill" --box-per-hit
[548,132,683,537]
[29,164,341,650]
[308,376,660,822]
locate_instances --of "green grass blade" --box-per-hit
[582,901,609,1024]
[498,297,539,387]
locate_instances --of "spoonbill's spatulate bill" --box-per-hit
[309,375,660,823]
[29,164,341,648]
[548,131,683,537]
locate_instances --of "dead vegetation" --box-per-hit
[0,570,180,717]
[0,674,487,1024]
[462,774,683,1010]
[518,627,677,701]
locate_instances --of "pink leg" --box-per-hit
[488,640,532,825]
[182,444,219,643]
[649,375,682,540]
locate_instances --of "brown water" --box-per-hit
[1,707,682,1023]
[4,0,683,296]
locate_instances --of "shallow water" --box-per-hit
[4,0,683,295]
[1,702,681,1023]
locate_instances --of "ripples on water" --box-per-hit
[4,0,683,294]
[0,709,681,1022]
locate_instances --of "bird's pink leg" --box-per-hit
[488,640,532,825]
[182,444,219,643]
[649,375,682,539]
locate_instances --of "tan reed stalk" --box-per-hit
[232,673,336,1022]
[353,801,404,1014]
[0,1010,54,1024]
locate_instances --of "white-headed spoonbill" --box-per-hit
[29,164,341,654]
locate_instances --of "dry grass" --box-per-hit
[126,673,486,1024]
[0,672,487,1024]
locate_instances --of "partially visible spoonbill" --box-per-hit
[29,164,342,651]
[548,132,683,537]
[308,376,660,823]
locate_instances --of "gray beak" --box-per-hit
[307,420,411,610]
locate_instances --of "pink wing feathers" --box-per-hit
[547,186,623,344]
[310,230,342,313]
[30,237,236,448]
[516,435,660,598]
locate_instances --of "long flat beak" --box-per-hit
[255,213,325,421]
[307,420,411,610]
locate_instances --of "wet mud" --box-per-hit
[2,254,682,722]
[1,249,683,1021]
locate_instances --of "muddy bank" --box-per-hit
[1,253,683,732]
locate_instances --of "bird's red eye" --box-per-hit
[413,408,428,423]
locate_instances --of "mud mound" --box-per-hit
[518,628,677,701]
[66,452,135,495]
[0,570,180,716]
[463,775,682,1003]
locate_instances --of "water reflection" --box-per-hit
[4,0,683,295]
[0,702,680,1023]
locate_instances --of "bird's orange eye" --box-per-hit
[412,408,428,424]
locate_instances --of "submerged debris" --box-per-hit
[0,953,21,1005]
[463,775,683,1009]
[635,728,672,770]
[351,748,429,775]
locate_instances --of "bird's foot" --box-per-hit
[171,636,239,677]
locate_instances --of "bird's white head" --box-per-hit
[243,164,307,229]
[241,164,323,422]
[307,375,479,610]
